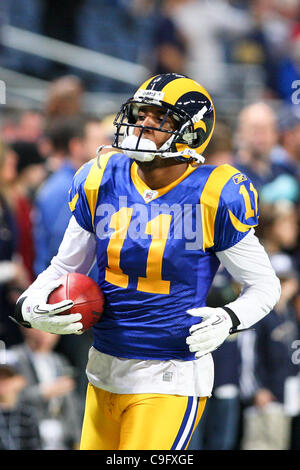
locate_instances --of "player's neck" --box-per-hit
[136,159,188,190]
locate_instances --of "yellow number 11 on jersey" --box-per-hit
[239,183,258,219]
[105,208,172,294]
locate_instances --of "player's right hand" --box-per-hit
[10,280,83,335]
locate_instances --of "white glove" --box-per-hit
[186,307,233,358]
[14,280,83,335]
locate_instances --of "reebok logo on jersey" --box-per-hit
[233,173,247,184]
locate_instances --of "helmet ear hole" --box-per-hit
[179,128,206,148]
[181,130,196,146]
[191,128,207,148]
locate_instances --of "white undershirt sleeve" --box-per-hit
[216,229,281,329]
[23,216,97,296]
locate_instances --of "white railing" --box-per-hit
[1,25,150,86]
[0,66,128,115]
[0,26,269,120]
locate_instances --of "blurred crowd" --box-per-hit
[0,0,299,451]
[1,0,300,100]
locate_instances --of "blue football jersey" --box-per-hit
[68,152,259,361]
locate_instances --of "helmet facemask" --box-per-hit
[112,99,205,164]
[109,74,215,164]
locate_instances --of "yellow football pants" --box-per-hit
[80,383,206,450]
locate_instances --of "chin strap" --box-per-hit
[106,132,206,165]
[163,149,205,164]
[105,143,205,165]
[97,145,115,157]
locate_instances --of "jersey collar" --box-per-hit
[130,161,197,203]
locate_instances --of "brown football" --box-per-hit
[48,273,104,332]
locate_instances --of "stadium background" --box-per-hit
[0,0,299,450]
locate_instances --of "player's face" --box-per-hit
[134,106,178,149]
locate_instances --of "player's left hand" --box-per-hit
[186,307,233,358]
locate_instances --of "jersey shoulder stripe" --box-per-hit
[68,151,118,232]
[200,164,259,251]
[68,158,95,213]
[83,151,118,228]
[200,164,240,251]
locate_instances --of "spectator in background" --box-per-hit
[0,110,23,144]
[289,291,300,450]
[0,109,45,146]
[234,101,278,167]
[242,253,299,450]
[8,141,47,283]
[274,105,300,180]
[33,117,88,275]
[256,197,300,297]
[152,0,187,76]
[255,200,299,257]
[0,141,30,347]
[0,361,41,450]
[16,110,45,144]
[259,105,300,203]
[10,328,81,450]
[233,102,295,190]
[224,0,290,100]
[238,196,299,449]
[275,23,300,103]
[44,76,84,123]
[169,0,256,97]
[204,121,234,166]
[83,114,115,159]
[257,1,300,98]
[260,0,299,63]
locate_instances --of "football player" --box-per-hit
[12,73,281,450]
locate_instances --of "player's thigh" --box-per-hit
[80,383,120,450]
[119,394,206,450]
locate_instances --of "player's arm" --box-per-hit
[186,170,281,358]
[11,160,98,334]
[11,216,97,334]
[187,230,281,358]
[215,228,281,329]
